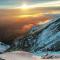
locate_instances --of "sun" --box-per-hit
[21,4,29,10]
[16,3,35,10]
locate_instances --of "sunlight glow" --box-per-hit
[0,1,60,9]
[21,4,29,10]
[16,1,60,9]
[15,1,60,18]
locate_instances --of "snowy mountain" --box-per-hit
[0,18,60,55]
[13,18,60,54]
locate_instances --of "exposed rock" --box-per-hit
[0,58,5,60]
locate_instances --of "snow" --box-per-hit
[0,42,10,53]
[0,51,32,60]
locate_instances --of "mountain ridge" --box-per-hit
[12,18,60,53]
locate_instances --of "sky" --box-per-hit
[0,0,60,9]
[0,0,60,40]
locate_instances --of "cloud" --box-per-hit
[0,0,59,5]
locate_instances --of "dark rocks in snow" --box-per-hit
[0,58,5,60]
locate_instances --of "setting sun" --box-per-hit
[18,3,31,11]
[21,4,28,9]
[17,3,34,10]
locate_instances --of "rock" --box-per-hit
[42,53,53,59]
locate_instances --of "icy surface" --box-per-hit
[0,42,10,53]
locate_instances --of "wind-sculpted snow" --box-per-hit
[13,18,60,55]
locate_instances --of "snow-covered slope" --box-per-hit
[13,18,60,54]
[0,51,32,60]
[0,42,10,53]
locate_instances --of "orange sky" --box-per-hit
[0,7,59,34]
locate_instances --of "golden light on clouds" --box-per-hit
[38,20,50,25]
[16,1,60,9]
[33,1,60,7]
[16,13,44,18]
[48,10,60,14]
[15,1,60,18]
